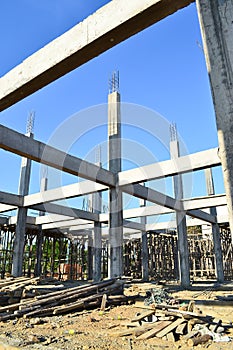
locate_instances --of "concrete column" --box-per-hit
[108,91,123,278]
[196,0,233,240]
[12,132,33,277]
[88,234,93,280]
[93,222,102,281]
[204,168,224,282]
[170,136,190,288]
[35,175,48,277]
[139,195,149,281]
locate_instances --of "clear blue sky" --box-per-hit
[0,1,224,203]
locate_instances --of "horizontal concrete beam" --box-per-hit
[119,148,221,185]
[121,183,182,210]
[0,124,115,187]
[123,219,145,231]
[183,194,226,211]
[0,204,17,213]
[42,220,93,230]
[31,203,99,222]
[121,184,216,223]
[24,180,107,207]
[186,209,216,224]
[146,212,229,231]
[0,191,22,207]
[0,0,193,111]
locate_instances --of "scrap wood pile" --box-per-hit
[111,288,232,346]
[0,277,133,321]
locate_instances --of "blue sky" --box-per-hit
[0,1,224,205]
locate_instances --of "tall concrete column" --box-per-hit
[170,126,190,288]
[196,1,233,240]
[88,234,93,280]
[139,194,149,281]
[35,174,48,277]
[12,131,33,277]
[92,188,102,281]
[108,89,123,278]
[204,168,224,282]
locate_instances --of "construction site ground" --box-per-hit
[0,280,233,350]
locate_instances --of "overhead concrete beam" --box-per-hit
[0,124,115,187]
[119,148,220,185]
[0,0,193,111]
[121,183,182,211]
[122,183,216,224]
[35,214,88,225]
[31,202,99,222]
[123,219,145,231]
[0,191,22,207]
[24,181,107,207]
[42,221,93,230]
[0,204,16,213]
[21,149,221,207]
[183,194,226,211]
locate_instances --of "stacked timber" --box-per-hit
[111,300,232,345]
[0,278,133,320]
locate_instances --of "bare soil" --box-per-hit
[0,281,233,350]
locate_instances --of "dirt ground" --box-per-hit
[0,281,233,350]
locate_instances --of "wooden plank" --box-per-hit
[110,323,155,337]
[175,322,187,335]
[131,310,155,322]
[156,318,185,338]
[166,332,175,342]
[137,321,172,340]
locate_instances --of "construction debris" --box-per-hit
[0,277,134,321]
[110,287,233,346]
[0,279,233,348]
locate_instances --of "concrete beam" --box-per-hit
[22,149,221,207]
[122,183,216,223]
[0,191,22,207]
[24,181,107,207]
[123,219,145,231]
[119,148,220,185]
[42,221,93,231]
[183,194,226,211]
[31,203,99,222]
[0,124,115,187]
[0,0,193,111]
[0,204,16,213]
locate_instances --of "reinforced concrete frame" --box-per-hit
[0,0,232,286]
